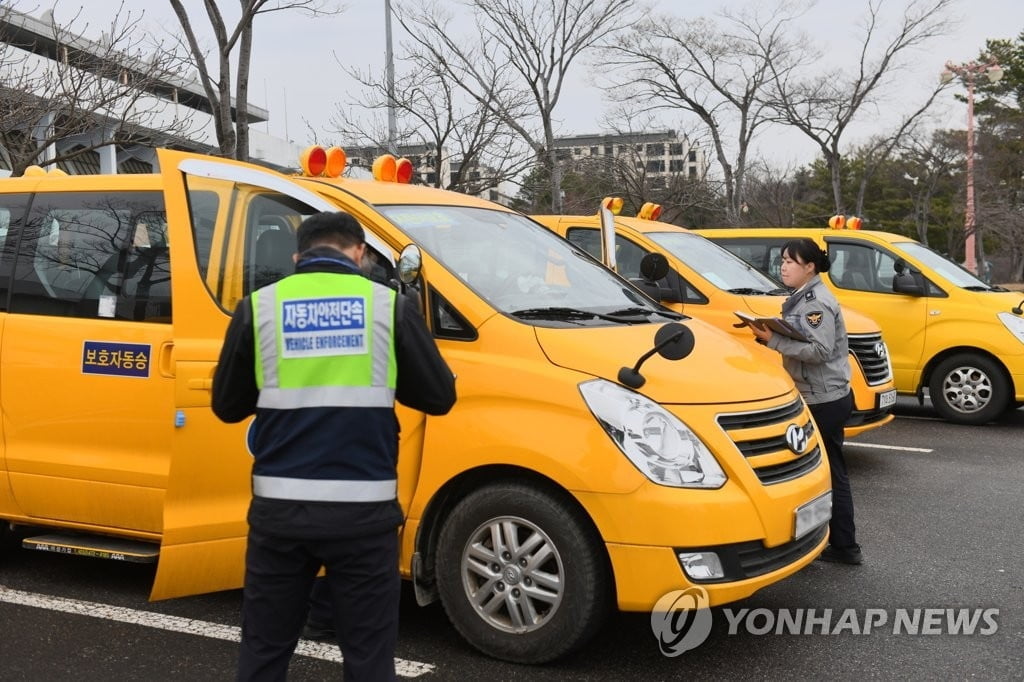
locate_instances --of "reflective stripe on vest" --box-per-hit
[252,272,397,409]
[252,475,397,502]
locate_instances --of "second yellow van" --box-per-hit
[701,226,1024,425]
[532,212,896,437]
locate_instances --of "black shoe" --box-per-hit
[818,544,863,565]
[302,623,336,641]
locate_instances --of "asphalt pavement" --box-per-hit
[1,397,1021,680]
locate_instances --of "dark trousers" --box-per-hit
[808,391,857,549]
[307,577,335,629]
[237,528,400,682]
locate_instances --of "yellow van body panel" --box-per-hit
[0,151,832,615]
[533,215,895,437]
[700,227,1024,411]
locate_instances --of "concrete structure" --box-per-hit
[551,130,706,183]
[346,142,516,206]
[0,7,304,177]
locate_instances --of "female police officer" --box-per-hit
[748,238,863,566]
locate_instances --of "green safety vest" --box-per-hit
[252,272,397,410]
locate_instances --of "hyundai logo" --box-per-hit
[785,424,808,454]
[874,342,887,359]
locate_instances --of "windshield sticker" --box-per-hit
[281,296,368,357]
[82,341,151,378]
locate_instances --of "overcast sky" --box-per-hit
[28,0,1024,167]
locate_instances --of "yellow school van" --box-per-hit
[0,148,831,663]
[701,226,1024,425]
[532,212,896,437]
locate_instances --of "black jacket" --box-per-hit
[212,246,456,538]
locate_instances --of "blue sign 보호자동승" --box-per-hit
[82,341,152,378]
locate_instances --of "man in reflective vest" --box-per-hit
[212,211,456,681]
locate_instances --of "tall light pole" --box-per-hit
[385,0,397,155]
[941,60,1003,275]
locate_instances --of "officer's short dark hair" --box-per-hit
[781,238,831,274]
[296,211,365,253]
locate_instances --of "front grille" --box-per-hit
[848,333,892,385]
[680,524,828,583]
[754,446,822,485]
[736,523,829,578]
[716,398,823,485]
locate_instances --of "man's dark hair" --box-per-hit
[296,211,365,253]
[781,238,831,273]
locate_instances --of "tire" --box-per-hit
[928,354,1010,425]
[435,482,611,664]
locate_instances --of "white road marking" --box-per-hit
[845,442,934,453]
[0,585,435,677]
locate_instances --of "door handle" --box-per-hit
[188,378,213,391]
[159,342,175,377]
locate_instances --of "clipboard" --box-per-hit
[734,311,809,342]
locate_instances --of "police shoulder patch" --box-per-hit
[806,311,824,328]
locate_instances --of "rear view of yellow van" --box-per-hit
[533,212,896,437]
[702,226,1024,425]
[0,150,832,664]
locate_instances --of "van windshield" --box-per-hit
[379,205,663,319]
[647,231,785,293]
[896,241,991,289]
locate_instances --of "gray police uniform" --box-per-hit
[767,274,858,551]
[767,275,851,404]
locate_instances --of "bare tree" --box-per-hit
[601,3,808,225]
[0,3,195,176]
[585,105,719,224]
[848,84,948,218]
[743,157,804,226]
[762,0,955,214]
[898,129,960,245]
[395,0,636,213]
[167,0,341,161]
[325,44,532,195]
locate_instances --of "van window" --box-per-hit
[830,244,885,292]
[565,227,707,304]
[184,176,394,313]
[9,192,171,322]
[0,194,30,310]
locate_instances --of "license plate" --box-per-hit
[878,389,897,410]
[794,491,832,540]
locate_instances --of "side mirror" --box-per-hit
[618,322,695,389]
[397,244,422,284]
[639,252,669,281]
[631,252,683,304]
[892,259,925,296]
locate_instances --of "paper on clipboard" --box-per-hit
[734,311,809,342]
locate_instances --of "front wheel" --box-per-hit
[928,354,1010,425]
[435,482,611,664]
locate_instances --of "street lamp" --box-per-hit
[940,60,1003,275]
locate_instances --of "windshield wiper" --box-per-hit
[511,306,649,323]
[727,287,774,296]
[962,285,994,291]
[605,306,682,321]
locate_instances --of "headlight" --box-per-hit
[998,312,1024,344]
[579,379,727,489]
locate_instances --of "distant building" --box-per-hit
[346,142,516,207]
[346,142,449,187]
[0,7,304,177]
[552,130,707,183]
